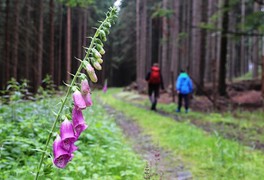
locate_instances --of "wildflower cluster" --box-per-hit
[35,6,117,179]
[52,7,117,169]
[53,79,91,168]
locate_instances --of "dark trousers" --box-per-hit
[178,93,189,111]
[148,84,160,110]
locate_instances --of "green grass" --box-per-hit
[234,68,261,81]
[101,88,264,179]
[114,90,264,149]
[0,96,144,180]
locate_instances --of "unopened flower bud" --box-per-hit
[85,62,95,75]
[97,58,103,64]
[103,27,110,35]
[81,79,90,95]
[99,30,107,42]
[93,61,102,70]
[92,48,102,59]
[104,22,111,28]
[95,38,103,47]
[96,44,105,55]
[89,72,98,83]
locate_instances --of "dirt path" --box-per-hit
[103,105,192,180]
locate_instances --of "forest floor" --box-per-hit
[100,81,263,179]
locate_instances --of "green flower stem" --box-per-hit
[34,12,113,180]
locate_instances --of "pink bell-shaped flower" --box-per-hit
[60,118,77,152]
[102,85,107,93]
[53,135,73,168]
[72,107,88,138]
[83,93,92,107]
[73,90,86,110]
[81,79,90,95]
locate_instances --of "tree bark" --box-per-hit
[57,4,63,86]
[161,0,169,87]
[253,2,259,79]
[199,0,208,89]
[240,0,246,76]
[77,8,83,59]
[260,18,264,106]
[49,0,55,78]
[136,0,147,92]
[140,0,147,86]
[36,0,44,89]
[205,0,215,82]
[191,0,201,83]
[82,8,88,57]
[25,0,30,80]
[228,7,236,82]
[170,0,180,75]
[66,6,72,83]
[218,0,229,96]
[186,0,193,73]
[4,0,10,85]
[136,0,141,90]
[13,0,19,79]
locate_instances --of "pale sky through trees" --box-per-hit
[114,0,122,10]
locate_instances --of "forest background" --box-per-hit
[0,0,264,104]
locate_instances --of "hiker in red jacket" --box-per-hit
[145,63,164,111]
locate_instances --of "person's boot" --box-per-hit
[151,102,157,111]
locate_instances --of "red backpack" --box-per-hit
[149,66,161,84]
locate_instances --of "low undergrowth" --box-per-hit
[101,88,264,179]
[0,96,144,179]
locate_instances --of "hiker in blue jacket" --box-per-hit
[175,70,193,113]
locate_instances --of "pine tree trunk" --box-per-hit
[25,0,30,80]
[66,6,72,82]
[36,0,44,89]
[205,0,214,82]
[218,0,229,96]
[191,0,201,83]
[13,0,19,79]
[77,8,82,59]
[186,0,192,72]
[199,0,208,89]
[261,35,264,102]
[252,2,259,79]
[170,0,180,75]
[240,0,246,76]
[57,4,63,86]
[228,8,236,82]
[141,0,147,84]
[136,0,141,89]
[82,8,88,57]
[137,0,147,92]
[161,0,168,87]
[146,16,152,73]
[49,0,55,78]
[4,0,10,85]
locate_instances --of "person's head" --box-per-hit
[180,69,185,73]
[153,63,159,67]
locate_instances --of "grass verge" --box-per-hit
[101,88,264,179]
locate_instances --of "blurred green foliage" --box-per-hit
[0,95,144,179]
